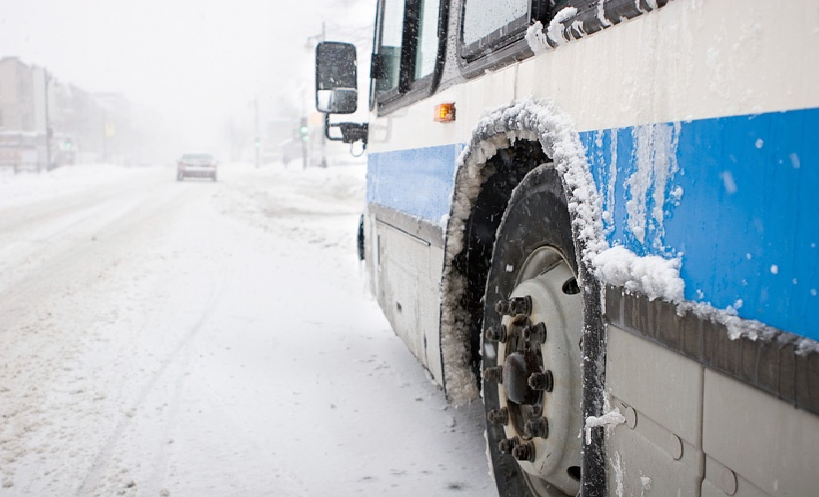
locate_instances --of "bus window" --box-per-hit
[462,0,529,53]
[377,0,405,92]
[413,0,440,81]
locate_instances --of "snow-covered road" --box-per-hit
[0,164,496,496]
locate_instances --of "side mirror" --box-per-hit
[315,42,358,114]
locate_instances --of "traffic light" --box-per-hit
[254,137,261,149]
[299,118,309,142]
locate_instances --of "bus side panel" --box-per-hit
[365,145,459,385]
[373,220,444,382]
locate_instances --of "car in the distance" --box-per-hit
[177,152,217,181]
[280,139,303,167]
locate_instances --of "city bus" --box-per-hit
[314,1,819,495]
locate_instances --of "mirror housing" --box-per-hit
[315,42,358,114]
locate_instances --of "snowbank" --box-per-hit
[0,163,146,209]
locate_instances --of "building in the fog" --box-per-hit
[0,57,37,131]
[90,92,133,165]
[0,57,45,171]
[0,56,137,172]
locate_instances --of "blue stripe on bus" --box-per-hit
[368,108,819,341]
[584,108,819,339]
[367,144,462,225]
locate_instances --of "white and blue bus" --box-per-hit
[315,1,819,495]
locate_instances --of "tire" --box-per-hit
[356,214,365,261]
[482,165,586,497]
[177,172,184,181]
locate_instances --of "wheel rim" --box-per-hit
[486,246,584,496]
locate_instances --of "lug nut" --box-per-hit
[487,407,509,425]
[498,437,518,454]
[528,371,554,392]
[484,366,503,383]
[485,325,508,343]
[495,296,532,317]
[525,417,549,439]
[522,322,547,342]
[512,441,536,462]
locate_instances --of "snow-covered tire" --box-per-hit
[483,165,586,497]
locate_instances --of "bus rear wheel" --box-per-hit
[482,165,585,497]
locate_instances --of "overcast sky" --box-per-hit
[0,0,374,154]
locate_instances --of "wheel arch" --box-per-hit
[438,97,608,491]
[438,135,547,404]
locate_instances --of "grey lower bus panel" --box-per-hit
[605,286,819,416]
[370,212,446,386]
[605,287,819,496]
[606,325,704,496]
[701,370,819,496]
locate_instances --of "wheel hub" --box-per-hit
[485,247,584,496]
[502,352,540,405]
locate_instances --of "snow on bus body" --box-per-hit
[528,1,819,350]
[364,0,819,408]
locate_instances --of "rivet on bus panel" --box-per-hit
[720,467,738,495]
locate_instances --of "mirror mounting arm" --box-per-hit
[324,114,368,148]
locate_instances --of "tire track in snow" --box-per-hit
[74,268,229,497]
[0,179,151,234]
[0,174,193,493]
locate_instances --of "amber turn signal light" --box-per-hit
[434,103,456,122]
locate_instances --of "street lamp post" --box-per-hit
[254,95,260,168]
[44,68,51,172]
[307,23,327,168]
